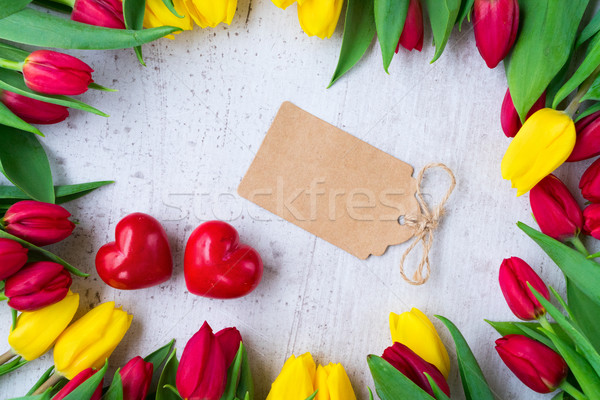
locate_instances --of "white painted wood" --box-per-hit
[2,1,591,398]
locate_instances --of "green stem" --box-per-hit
[565,64,600,117]
[11,309,17,331]
[568,236,590,257]
[560,380,587,400]
[43,0,76,7]
[539,314,555,333]
[0,58,23,71]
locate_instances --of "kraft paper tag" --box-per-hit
[238,102,422,260]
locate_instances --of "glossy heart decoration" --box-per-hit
[184,220,263,299]
[96,213,173,290]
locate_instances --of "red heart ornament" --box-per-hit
[96,213,173,290]
[184,220,263,299]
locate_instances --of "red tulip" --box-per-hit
[396,0,423,52]
[0,239,28,281]
[529,175,583,241]
[498,257,549,320]
[120,356,154,400]
[584,204,600,240]
[22,50,93,95]
[176,321,228,400]
[3,201,76,246]
[501,89,546,138]
[579,158,600,203]
[4,262,72,311]
[473,0,519,68]
[1,90,69,124]
[215,327,243,367]
[568,110,600,162]
[495,335,568,393]
[382,342,450,397]
[72,0,125,29]
[53,368,103,400]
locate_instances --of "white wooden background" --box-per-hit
[2,1,595,398]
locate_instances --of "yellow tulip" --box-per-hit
[389,308,450,378]
[271,0,305,10]
[314,363,357,400]
[8,291,79,361]
[501,108,576,196]
[53,301,132,379]
[267,353,316,400]
[297,0,343,39]
[144,0,193,34]
[182,0,237,28]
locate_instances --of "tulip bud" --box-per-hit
[120,356,154,400]
[396,0,423,52]
[501,89,546,138]
[54,301,132,379]
[501,109,576,196]
[53,368,103,400]
[0,238,28,281]
[1,90,69,124]
[389,308,450,378]
[382,342,450,397]
[297,0,344,39]
[266,353,317,400]
[498,257,549,320]
[176,321,228,400]
[184,0,237,28]
[22,50,93,95]
[215,327,242,366]
[9,291,79,361]
[584,203,600,240]
[143,0,193,34]
[568,110,600,162]
[473,0,519,68]
[72,0,126,29]
[4,261,72,311]
[3,200,76,246]
[579,158,600,202]
[495,334,568,393]
[314,362,357,400]
[530,174,583,241]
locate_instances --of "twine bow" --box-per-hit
[399,163,456,285]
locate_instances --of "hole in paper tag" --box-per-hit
[238,102,422,260]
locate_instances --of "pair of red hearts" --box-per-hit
[95,213,263,299]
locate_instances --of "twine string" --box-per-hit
[399,163,456,285]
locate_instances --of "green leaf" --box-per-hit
[530,285,600,378]
[0,356,27,376]
[235,345,254,400]
[0,8,180,50]
[31,0,73,13]
[62,361,108,400]
[368,387,374,400]
[27,366,54,395]
[122,0,146,65]
[220,343,244,400]
[436,315,494,400]
[552,391,565,400]
[0,126,54,202]
[88,82,117,92]
[161,0,184,18]
[144,339,175,375]
[0,42,29,62]
[486,320,571,349]
[513,322,557,350]
[506,0,588,119]
[0,100,43,136]
[518,222,600,307]
[422,0,461,62]
[0,181,112,205]
[456,0,474,31]
[328,0,376,87]
[157,349,181,400]
[367,355,433,400]
[0,0,32,20]
[577,9,600,48]
[104,370,124,400]
[374,0,409,72]
[304,392,318,400]
[542,329,600,399]
[581,73,600,102]
[7,392,51,400]
[554,30,600,108]
[575,102,600,121]
[424,373,450,400]
[0,68,107,117]
[567,279,600,353]
[0,230,89,277]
